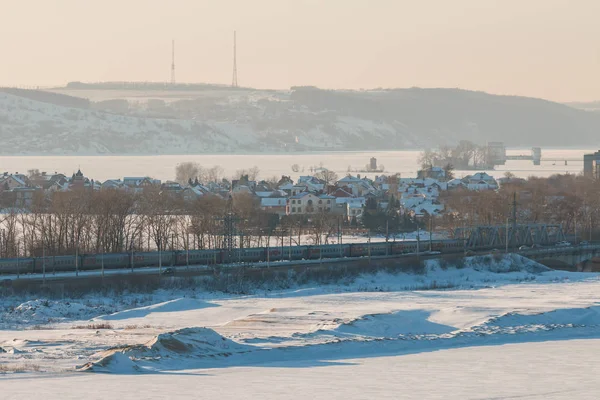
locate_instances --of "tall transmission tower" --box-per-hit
[170,39,176,85]
[232,31,238,88]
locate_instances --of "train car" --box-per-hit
[349,244,368,257]
[368,242,391,256]
[130,251,176,268]
[440,239,464,252]
[264,247,284,262]
[390,241,420,255]
[84,253,130,270]
[0,257,35,275]
[277,245,308,261]
[319,244,347,259]
[220,248,264,264]
[176,249,220,266]
[31,255,78,274]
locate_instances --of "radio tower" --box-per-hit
[170,39,176,85]
[232,31,238,88]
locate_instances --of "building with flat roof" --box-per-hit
[583,151,600,179]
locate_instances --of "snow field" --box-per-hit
[1,254,600,398]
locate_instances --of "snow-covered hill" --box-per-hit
[1,86,599,155]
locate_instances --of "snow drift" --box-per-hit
[96,298,219,321]
[8,300,96,324]
[334,310,456,338]
[78,327,254,373]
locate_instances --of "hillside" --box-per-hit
[0,86,598,155]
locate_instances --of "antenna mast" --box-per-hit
[171,39,176,85]
[232,31,238,88]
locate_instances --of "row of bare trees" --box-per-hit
[0,189,344,259]
[437,174,600,240]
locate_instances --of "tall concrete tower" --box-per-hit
[232,31,238,88]
[171,39,176,85]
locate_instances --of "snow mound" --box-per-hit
[335,311,455,338]
[486,306,600,329]
[2,347,25,354]
[79,352,140,374]
[78,327,254,373]
[458,254,551,274]
[144,327,250,356]
[10,300,93,323]
[97,298,218,321]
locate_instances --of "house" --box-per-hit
[297,176,325,192]
[409,202,445,219]
[123,177,161,192]
[330,187,354,199]
[232,185,253,194]
[464,172,498,190]
[348,202,364,220]
[337,175,363,186]
[101,179,124,190]
[288,192,334,215]
[182,186,206,202]
[290,185,311,196]
[417,166,446,180]
[278,181,295,195]
[69,169,86,190]
[260,197,288,217]
[447,178,467,189]
[13,187,39,208]
[161,181,184,197]
[0,174,28,190]
[336,175,376,197]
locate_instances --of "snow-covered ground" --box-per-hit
[1,254,600,399]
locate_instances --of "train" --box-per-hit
[0,239,468,276]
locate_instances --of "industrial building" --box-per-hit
[583,150,600,179]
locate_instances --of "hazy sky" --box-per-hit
[2,0,599,102]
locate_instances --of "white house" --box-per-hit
[288,192,334,215]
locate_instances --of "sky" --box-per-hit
[1,0,599,102]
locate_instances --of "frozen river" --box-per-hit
[0,149,590,182]
[2,254,600,399]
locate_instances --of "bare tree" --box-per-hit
[248,166,260,181]
[315,169,339,188]
[175,162,200,184]
[206,165,224,183]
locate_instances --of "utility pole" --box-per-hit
[511,192,517,251]
[42,242,46,285]
[417,224,421,261]
[16,240,20,280]
[368,230,371,265]
[505,217,509,253]
[429,217,433,252]
[101,246,105,280]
